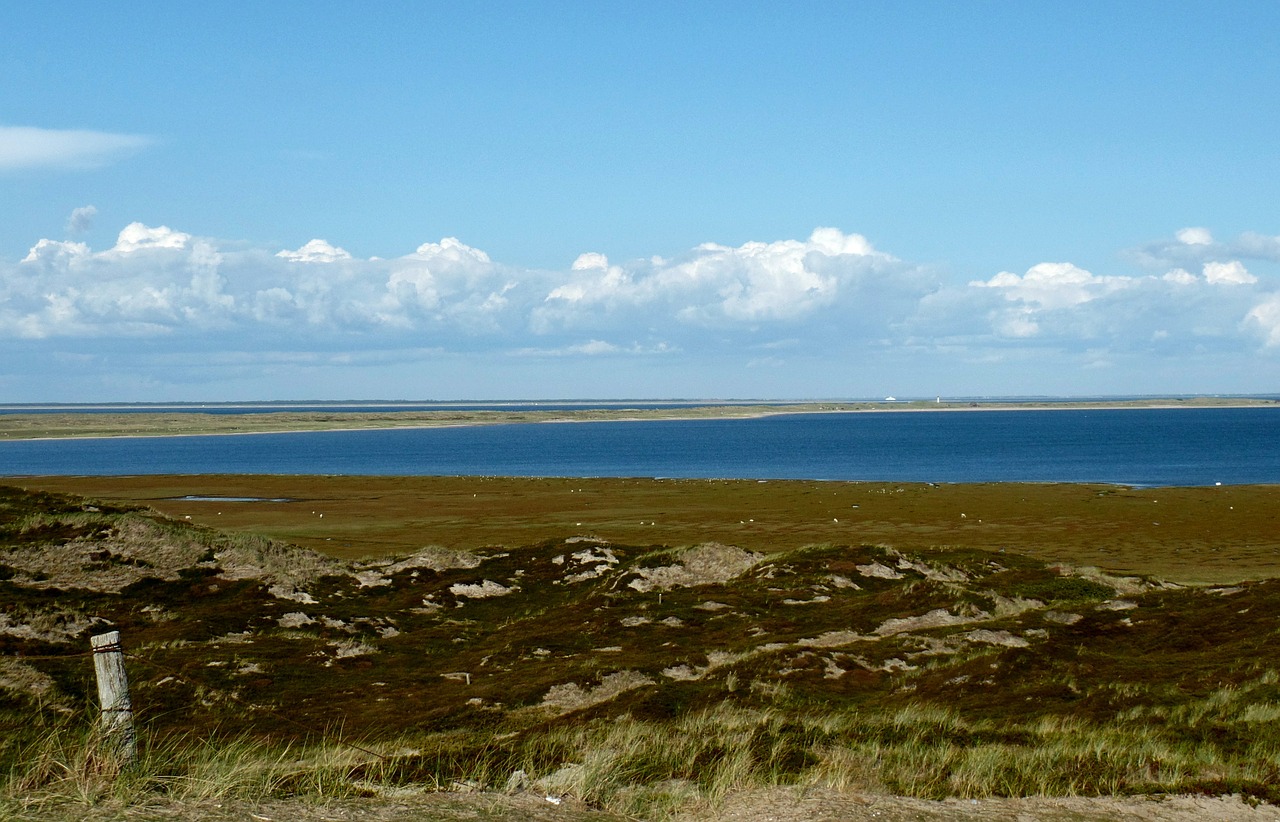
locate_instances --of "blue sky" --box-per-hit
[3,2,1280,401]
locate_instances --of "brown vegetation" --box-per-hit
[5,482,1280,819]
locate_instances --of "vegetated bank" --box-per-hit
[4,484,1280,819]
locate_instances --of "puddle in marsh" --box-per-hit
[170,495,297,503]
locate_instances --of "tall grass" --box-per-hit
[8,686,1280,819]
[0,720,379,818]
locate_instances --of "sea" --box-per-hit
[2,405,1279,487]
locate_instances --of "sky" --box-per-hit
[3,2,1280,402]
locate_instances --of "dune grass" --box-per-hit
[8,686,1280,819]
[0,717,386,818]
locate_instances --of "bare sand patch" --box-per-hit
[627,543,762,592]
[541,670,654,714]
[700,788,1280,822]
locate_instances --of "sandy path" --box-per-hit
[15,791,1277,822]
[703,788,1280,821]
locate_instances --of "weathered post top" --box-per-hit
[91,630,122,653]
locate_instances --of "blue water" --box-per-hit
[2,408,1278,486]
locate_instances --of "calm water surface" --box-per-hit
[2,408,1278,487]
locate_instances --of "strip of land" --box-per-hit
[1,396,1276,440]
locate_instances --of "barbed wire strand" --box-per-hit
[3,649,97,660]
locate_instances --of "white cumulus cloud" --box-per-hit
[537,227,901,330]
[955,251,1272,345]
[405,237,492,270]
[277,239,353,263]
[0,125,153,171]
[7,223,230,338]
[571,252,610,271]
[1202,260,1257,285]
[111,222,192,253]
[970,262,1131,310]
[22,239,89,265]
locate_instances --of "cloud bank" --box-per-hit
[2,222,1278,399]
[3,225,917,348]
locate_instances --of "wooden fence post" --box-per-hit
[90,630,137,765]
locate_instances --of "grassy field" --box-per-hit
[15,475,1280,585]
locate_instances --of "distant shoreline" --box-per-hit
[0,397,1276,442]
